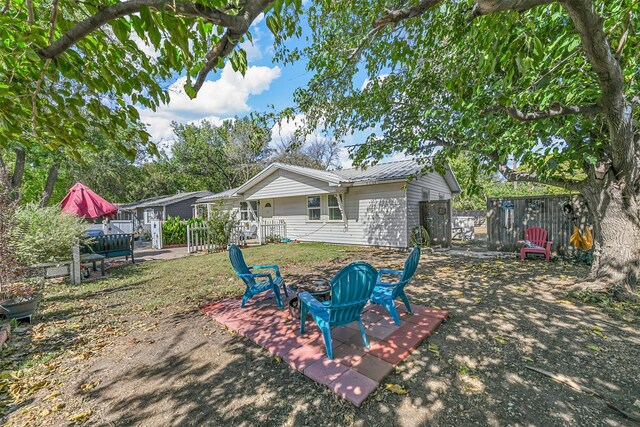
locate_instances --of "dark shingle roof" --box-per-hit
[121,191,214,210]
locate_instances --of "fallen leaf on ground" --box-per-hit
[385,383,408,395]
[427,343,441,358]
[43,391,61,401]
[586,344,601,352]
[274,356,282,363]
[494,336,507,344]
[68,410,92,422]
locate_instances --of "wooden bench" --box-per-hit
[80,253,106,276]
[82,234,135,263]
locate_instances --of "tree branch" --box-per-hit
[373,0,556,28]
[482,103,601,121]
[373,0,441,28]
[470,0,556,19]
[193,32,237,93]
[26,0,34,25]
[486,151,584,190]
[38,0,244,60]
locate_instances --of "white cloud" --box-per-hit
[251,13,265,27]
[240,39,263,62]
[338,148,354,169]
[132,34,160,59]
[270,114,305,146]
[138,63,281,143]
[360,74,389,91]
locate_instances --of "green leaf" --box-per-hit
[184,82,196,99]
[25,49,40,62]
[111,19,131,43]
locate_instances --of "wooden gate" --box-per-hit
[419,200,452,247]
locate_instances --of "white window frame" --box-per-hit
[307,196,321,221]
[327,194,343,221]
[143,208,155,224]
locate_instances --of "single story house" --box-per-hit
[117,191,213,229]
[195,160,460,248]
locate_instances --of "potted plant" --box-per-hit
[0,277,43,321]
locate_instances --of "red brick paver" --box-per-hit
[200,291,447,406]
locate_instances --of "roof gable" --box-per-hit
[234,163,342,195]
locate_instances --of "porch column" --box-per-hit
[336,193,348,229]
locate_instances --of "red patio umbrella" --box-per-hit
[60,182,118,219]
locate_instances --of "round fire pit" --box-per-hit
[288,277,331,320]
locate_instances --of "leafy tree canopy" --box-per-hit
[277,0,638,190]
[0,0,299,156]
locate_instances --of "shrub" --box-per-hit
[13,204,89,265]
[0,170,23,295]
[204,210,237,248]
[162,216,205,245]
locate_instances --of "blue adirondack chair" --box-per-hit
[371,246,421,325]
[228,244,288,309]
[299,262,378,359]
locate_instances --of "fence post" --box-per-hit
[151,220,163,249]
[71,240,81,285]
[186,224,191,253]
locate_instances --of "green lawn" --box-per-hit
[0,243,370,419]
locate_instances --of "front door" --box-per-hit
[262,199,274,219]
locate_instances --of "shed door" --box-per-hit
[420,200,452,247]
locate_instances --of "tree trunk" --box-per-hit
[40,163,60,207]
[576,176,640,298]
[10,147,26,199]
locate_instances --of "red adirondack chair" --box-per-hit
[520,227,552,262]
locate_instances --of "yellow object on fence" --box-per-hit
[570,226,593,251]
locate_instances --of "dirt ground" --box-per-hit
[3,247,639,426]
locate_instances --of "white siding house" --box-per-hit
[195,160,460,248]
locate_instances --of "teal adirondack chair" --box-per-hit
[371,246,421,325]
[300,262,377,359]
[228,244,288,309]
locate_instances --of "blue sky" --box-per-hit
[136,14,405,169]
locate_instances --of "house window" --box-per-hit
[328,195,343,221]
[307,196,321,220]
[143,208,156,224]
[240,201,258,221]
[422,189,431,200]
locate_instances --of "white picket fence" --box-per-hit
[186,225,220,253]
[187,220,287,253]
[260,220,287,243]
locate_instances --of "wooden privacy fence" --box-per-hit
[487,194,590,255]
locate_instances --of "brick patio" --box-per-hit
[200,291,447,406]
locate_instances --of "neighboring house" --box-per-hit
[195,160,460,248]
[118,191,214,229]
